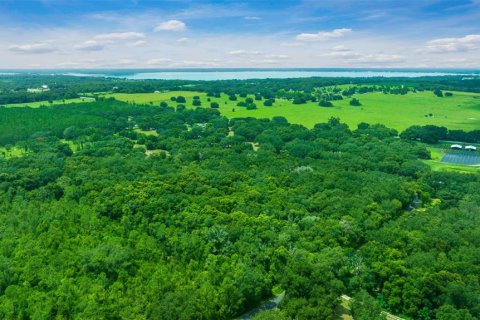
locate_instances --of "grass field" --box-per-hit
[0,146,28,158]
[3,97,95,108]
[104,90,480,131]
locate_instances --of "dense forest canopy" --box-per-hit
[0,90,479,319]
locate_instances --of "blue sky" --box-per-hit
[1,0,479,68]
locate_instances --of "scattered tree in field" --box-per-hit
[176,96,186,103]
[210,102,219,108]
[160,101,168,108]
[229,94,237,101]
[170,96,177,101]
[350,98,361,106]
[319,100,333,107]
[445,92,453,97]
[263,99,274,106]
[292,97,306,104]
[434,88,443,97]
[192,99,201,106]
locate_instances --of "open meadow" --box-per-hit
[3,97,95,108]
[104,90,480,131]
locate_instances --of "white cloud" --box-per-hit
[229,49,262,56]
[296,28,352,41]
[357,54,404,63]
[172,60,220,67]
[331,45,350,52]
[147,58,172,65]
[280,41,304,47]
[322,48,404,64]
[244,16,261,20]
[425,34,480,53]
[118,59,137,66]
[93,32,145,41]
[75,40,105,51]
[324,50,362,59]
[8,42,56,54]
[75,32,145,51]
[154,20,186,32]
[57,62,82,67]
[264,54,289,59]
[177,37,196,45]
[127,40,147,47]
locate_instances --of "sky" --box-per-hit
[1,0,479,69]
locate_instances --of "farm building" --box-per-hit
[450,144,463,150]
[465,145,477,151]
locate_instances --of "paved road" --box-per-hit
[237,291,285,320]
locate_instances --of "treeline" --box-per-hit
[1,74,480,105]
[0,100,479,319]
[401,125,480,144]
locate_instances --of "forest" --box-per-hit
[0,84,479,319]
[1,74,480,105]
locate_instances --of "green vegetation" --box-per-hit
[1,75,480,319]
[4,97,95,108]
[105,90,480,131]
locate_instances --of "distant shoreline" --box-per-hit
[1,68,479,80]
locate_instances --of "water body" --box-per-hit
[2,68,480,80]
[122,70,479,80]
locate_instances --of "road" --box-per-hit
[237,291,285,320]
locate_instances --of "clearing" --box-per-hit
[104,90,480,131]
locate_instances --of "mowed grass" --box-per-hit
[3,97,95,108]
[104,90,480,131]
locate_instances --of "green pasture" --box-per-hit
[3,97,95,108]
[104,90,480,131]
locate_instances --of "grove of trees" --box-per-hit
[0,97,479,319]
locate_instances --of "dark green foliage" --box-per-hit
[400,125,448,144]
[263,99,275,106]
[176,96,186,103]
[210,102,219,108]
[319,100,333,107]
[351,291,386,320]
[0,82,479,320]
[350,98,361,106]
[434,88,444,97]
[292,97,306,104]
[192,99,201,106]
